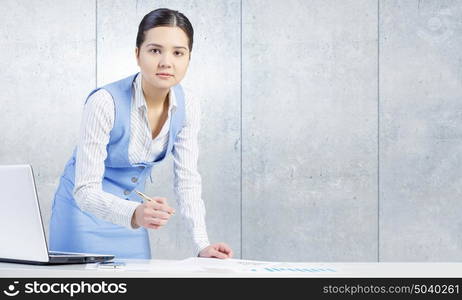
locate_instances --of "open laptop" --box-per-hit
[0,164,114,265]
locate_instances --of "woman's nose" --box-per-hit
[158,54,173,68]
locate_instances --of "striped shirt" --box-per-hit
[72,73,210,255]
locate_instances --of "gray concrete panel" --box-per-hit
[0,0,95,238]
[242,0,379,261]
[380,0,462,261]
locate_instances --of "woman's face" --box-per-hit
[136,26,190,90]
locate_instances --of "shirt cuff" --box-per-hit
[109,198,142,230]
[195,240,211,257]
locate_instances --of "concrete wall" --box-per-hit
[242,0,378,262]
[1,0,461,261]
[380,0,462,261]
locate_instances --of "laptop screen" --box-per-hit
[0,165,50,263]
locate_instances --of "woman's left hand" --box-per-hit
[199,242,233,259]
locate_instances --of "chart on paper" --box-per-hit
[176,258,340,275]
[250,266,337,274]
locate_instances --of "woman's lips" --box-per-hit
[156,73,173,79]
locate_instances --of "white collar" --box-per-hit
[134,73,177,111]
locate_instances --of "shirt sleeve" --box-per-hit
[73,89,140,229]
[172,91,211,255]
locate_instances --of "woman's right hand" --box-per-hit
[131,197,175,230]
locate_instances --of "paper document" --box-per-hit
[86,257,339,274]
[86,259,203,273]
[175,257,338,274]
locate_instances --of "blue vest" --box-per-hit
[48,73,185,259]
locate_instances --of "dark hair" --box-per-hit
[136,8,194,52]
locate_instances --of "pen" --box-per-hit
[135,190,153,202]
[135,190,175,215]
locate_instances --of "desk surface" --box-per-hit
[1,258,462,278]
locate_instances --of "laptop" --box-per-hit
[0,164,114,265]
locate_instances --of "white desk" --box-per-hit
[1,259,462,278]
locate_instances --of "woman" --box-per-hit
[49,8,233,259]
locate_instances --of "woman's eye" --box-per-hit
[174,51,184,56]
[149,49,160,54]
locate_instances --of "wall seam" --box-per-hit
[95,0,98,88]
[240,0,243,260]
[377,0,381,263]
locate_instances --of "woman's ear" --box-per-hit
[135,47,140,65]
